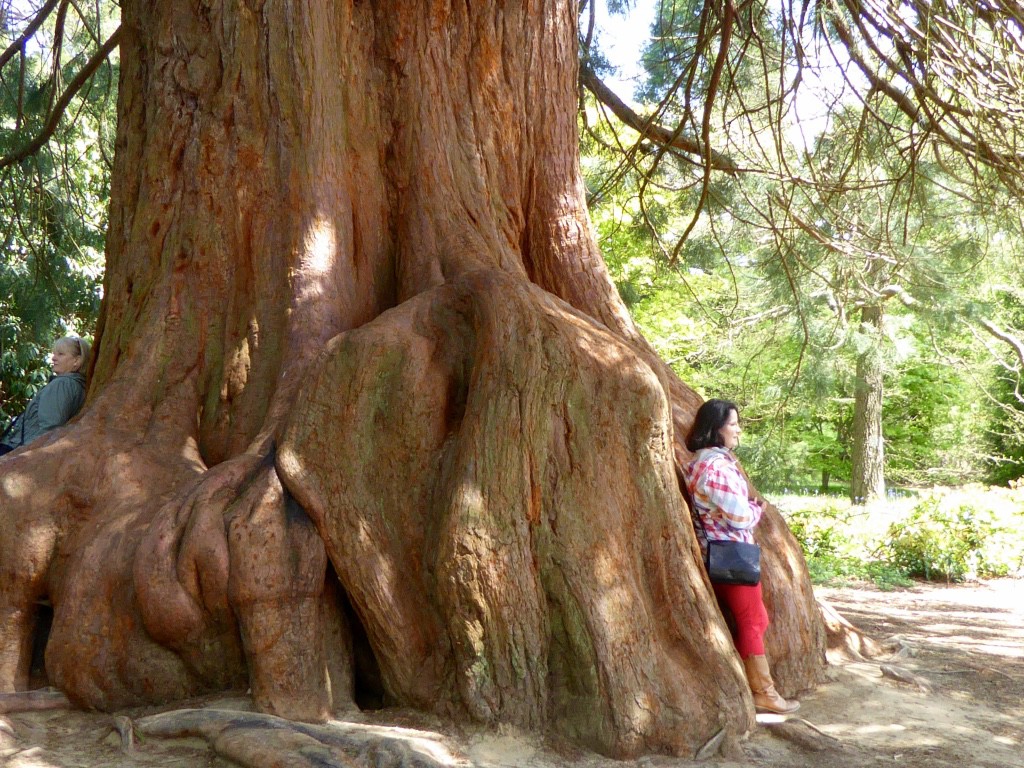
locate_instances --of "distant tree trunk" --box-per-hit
[0,0,826,759]
[820,470,830,493]
[851,305,885,502]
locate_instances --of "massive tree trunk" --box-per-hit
[0,1,825,759]
[851,305,885,503]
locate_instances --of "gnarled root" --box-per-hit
[279,270,753,757]
[135,708,464,768]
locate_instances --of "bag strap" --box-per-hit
[691,502,712,542]
[676,463,711,542]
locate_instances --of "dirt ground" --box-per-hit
[2,580,1022,768]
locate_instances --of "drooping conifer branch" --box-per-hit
[579,64,739,174]
[0,26,122,171]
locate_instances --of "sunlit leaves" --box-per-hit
[0,0,117,420]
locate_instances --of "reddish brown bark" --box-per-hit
[0,0,825,759]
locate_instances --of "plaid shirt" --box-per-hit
[684,447,763,550]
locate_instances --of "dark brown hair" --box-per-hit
[684,399,738,452]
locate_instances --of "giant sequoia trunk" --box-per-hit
[0,1,825,759]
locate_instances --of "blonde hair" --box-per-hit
[53,336,90,373]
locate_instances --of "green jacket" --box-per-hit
[1,372,86,449]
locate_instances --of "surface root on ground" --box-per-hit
[135,708,469,768]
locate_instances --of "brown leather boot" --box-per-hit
[743,655,800,714]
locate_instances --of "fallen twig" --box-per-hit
[695,727,725,760]
[112,714,135,752]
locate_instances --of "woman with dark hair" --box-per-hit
[0,336,89,457]
[683,398,799,714]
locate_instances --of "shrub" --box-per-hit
[777,487,1024,588]
[879,497,1013,582]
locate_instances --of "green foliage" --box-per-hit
[583,77,1011,492]
[0,3,116,422]
[637,0,778,108]
[883,355,986,487]
[578,0,1024,492]
[783,500,914,590]
[980,284,1024,484]
[807,556,914,592]
[879,496,1018,581]
[777,487,1024,588]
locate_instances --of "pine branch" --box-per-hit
[0,26,123,172]
[980,319,1024,370]
[0,0,62,72]
[579,64,739,174]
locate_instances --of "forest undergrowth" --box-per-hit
[774,485,1024,589]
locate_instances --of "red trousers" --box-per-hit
[713,582,770,658]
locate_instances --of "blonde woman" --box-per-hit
[0,336,89,456]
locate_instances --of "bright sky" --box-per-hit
[592,0,852,147]
[593,0,659,97]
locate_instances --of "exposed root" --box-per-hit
[879,664,932,692]
[135,708,471,768]
[879,634,917,659]
[0,689,71,714]
[818,597,881,662]
[277,271,757,756]
[759,717,843,752]
[112,714,135,751]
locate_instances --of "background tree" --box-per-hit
[582,0,1024,499]
[974,280,1024,483]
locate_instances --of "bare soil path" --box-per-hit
[2,580,1021,768]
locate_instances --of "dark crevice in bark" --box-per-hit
[29,603,53,690]
[334,569,387,712]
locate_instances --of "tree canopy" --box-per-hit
[581,0,1024,495]
[6,0,1024,492]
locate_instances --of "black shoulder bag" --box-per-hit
[692,506,761,586]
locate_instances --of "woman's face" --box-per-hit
[51,345,81,375]
[718,409,741,450]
